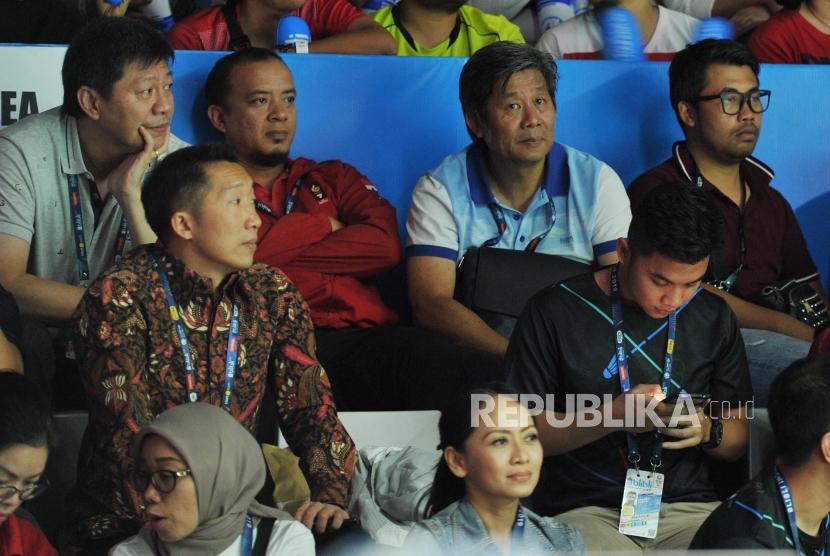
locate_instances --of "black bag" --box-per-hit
[454,247,591,338]
[755,279,829,330]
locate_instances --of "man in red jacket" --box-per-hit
[168,0,395,54]
[205,48,502,411]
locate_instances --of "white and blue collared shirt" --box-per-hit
[406,142,631,264]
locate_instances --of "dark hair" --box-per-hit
[628,182,722,264]
[459,41,558,145]
[768,354,830,467]
[141,143,239,243]
[669,39,760,133]
[205,48,285,109]
[62,17,174,119]
[776,0,802,7]
[0,372,55,453]
[427,382,521,516]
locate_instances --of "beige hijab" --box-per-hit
[131,403,292,555]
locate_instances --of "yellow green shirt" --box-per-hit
[374,3,525,56]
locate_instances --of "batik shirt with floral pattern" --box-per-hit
[69,243,356,542]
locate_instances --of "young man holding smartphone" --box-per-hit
[505,182,752,552]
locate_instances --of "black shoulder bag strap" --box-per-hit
[688,173,737,290]
[223,0,252,51]
[252,517,275,555]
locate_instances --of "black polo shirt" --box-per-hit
[628,141,819,301]
[505,272,752,516]
[691,467,830,553]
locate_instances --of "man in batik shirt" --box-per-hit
[69,144,355,552]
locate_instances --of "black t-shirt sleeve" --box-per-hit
[505,290,561,396]
[690,503,768,549]
[0,285,22,355]
[709,298,753,405]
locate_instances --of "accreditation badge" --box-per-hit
[618,468,664,539]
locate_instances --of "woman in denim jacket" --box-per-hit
[405,383,584,555]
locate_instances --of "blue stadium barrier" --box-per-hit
[1,47,827,301]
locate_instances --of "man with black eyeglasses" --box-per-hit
[629,39,828,406]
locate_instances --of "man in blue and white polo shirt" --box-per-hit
[406,41,631,358]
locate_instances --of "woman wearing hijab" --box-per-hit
[110,403,314,555]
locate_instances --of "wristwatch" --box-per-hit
[700,415,723,449]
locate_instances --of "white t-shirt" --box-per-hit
[109,519,314,556]
[536,5,699,59]
[662,0,714,20]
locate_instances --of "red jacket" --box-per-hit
[254,158,401,328]
[168,0,364,50]
[0,514,58,556]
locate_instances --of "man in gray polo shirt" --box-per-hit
[0,18,186,398]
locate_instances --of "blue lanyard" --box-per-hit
[511,506,525,548]
[610,265,677,470]
[240,515,254,556]
[254,177,303,218]
[775,467,829,556]
[150,256,239,411]
[482,196,556,252]
[68,175,128,285]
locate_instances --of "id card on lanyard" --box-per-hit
[611,265,676,539]
[68,174,129,287]
[151,256,240,411]
[775,467,830,556]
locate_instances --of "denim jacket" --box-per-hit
[404,498,584,555]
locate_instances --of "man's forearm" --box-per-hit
[120,197,157,246]
[536,410,616,457]
[309,24,396,54]
[702,412,748,462]
[712,0,777,17]
[8,274,85,323]
[412,296,509,357]
[703,283,814,341]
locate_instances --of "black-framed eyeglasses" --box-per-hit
[694,89,771,115]
[0,477,50,503]
[127,468,193,494]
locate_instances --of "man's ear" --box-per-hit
[820,431,830,465]
[207,105,227,134]
[77,86,103,120]
[170,211,196,241]
[464,111,484,141]
[444,447,468,480]
[678,101,697,129]
[616,237,630,266]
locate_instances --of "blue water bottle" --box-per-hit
[598,7,645,62]
[692,17,735,42]
[276,16,312,53]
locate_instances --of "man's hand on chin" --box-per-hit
[105,125,168,206]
